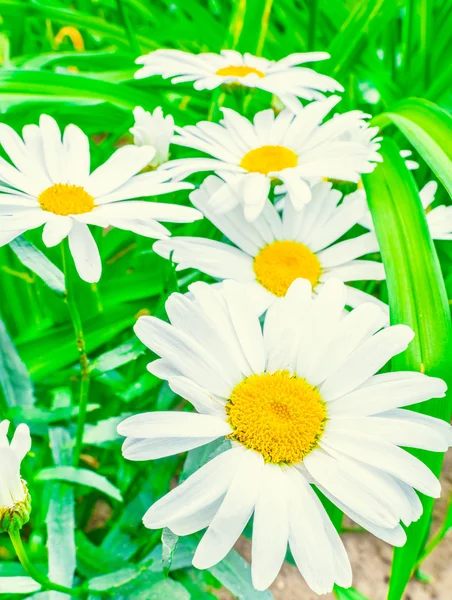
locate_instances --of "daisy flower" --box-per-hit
[0,115,201,283]
[130,106,174,168]
[360,181,452,241]
[154,176,385,315]
[160,96,382,220]
[0,421,32,533]
[118,279,450,594]
[134,49,343,112]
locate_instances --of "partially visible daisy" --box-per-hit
[118,279,450,594]
[0,115,201,283]
[160,96,382,220]
[0,421,32,533]
[130,106,174,168]
[134,49,343,112]
[154,176,385,315]
[360,181,452,241]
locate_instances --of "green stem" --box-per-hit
[255,0,273,56]
[61,243,90,466]
[9,530,83,596]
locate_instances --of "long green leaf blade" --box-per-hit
[363,138,452,600]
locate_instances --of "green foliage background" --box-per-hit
[0,1,451,599]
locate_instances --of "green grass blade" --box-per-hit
[373,98,452,195]
[0,69,155,110]
[363,138,452,600]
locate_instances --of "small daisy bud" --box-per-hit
[130,106,174,168]
[0,421,32,534]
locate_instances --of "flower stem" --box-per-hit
[61,242,90,466]
[9,530,82,596]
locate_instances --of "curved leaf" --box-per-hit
[35,466,123,502]
[372,98,452,196]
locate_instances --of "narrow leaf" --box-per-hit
[35,466,123,502]
[9,236,65,295]
[363,138,452,600]
[0,318,35,410]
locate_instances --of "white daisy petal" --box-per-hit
[153,237,254,280]
[303,448,400,528]
[222,280,266,373]
[317,484,407,546]
[67,221,102,283]
[321,433,441,497]
[168,376,226,417]
[143,447,244,529]
[42,216,73,247]
[320,325,415,401]
[85,145,156,197]
[193,450,264,569]
[287,468,351,594]
[328,372,447,416]
[134,316,236,396]
[252,465,289,591]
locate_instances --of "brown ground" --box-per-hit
[217,453,452,600]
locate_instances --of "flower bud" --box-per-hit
[130,106,174,168]
[0,421,32,533]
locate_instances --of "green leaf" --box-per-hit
[178,538,273,600]
[162,528,179,578]
[363,138,452,600]
[0,69,156,111]
[45,428,76,593]
[84,414,132,445]
[0,318,35,411]
[146,578,190,600]
[0,577,41,593]
[88,567,143,592]
[10,403,99,424]
[372,98,452,196]
[35,466,123,502]
[9,236,65,295]
[334,586,371,600]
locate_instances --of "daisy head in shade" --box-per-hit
[360,180,452,241]
[118,279,450,594]
[0,115,201,283]
[159,95,382,220]
[130,106,174,168]
[0,421,32,533]
[153,175,386,315]
[134,49,343,112]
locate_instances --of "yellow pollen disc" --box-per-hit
[240,145,298,175]
[253,240,322,296]
[216,65,265,78]
[227,371,327,465]
[38,183,95,216]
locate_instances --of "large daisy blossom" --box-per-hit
[118,279,450,594]
[0,115,201,283]
[134,49,343,112]
[154,176,386,315]
[130,106,174,168]
[0,421,32,532]
[159,96,382,220]
[360,181,452,241]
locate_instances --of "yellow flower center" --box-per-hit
[227,371,327,464]
[240,145,298,175]
[216,65,265,78]
[253,240,322,296]
[38,183,95,216]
